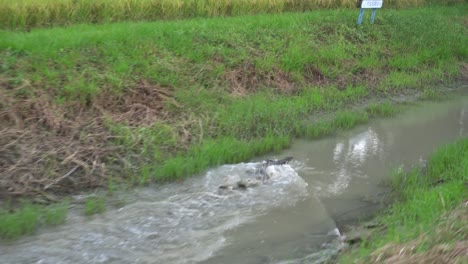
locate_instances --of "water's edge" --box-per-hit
[1,88,467,264]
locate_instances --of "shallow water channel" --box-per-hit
[1,96,468,264]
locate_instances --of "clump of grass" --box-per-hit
[339,138,468,263]
[386,138,467,225]
[421,88,447,101]
[298,110,370,139]
[0,202,69,240]
[0,0,434,30]
[153,134,291,180]
[299,120,334,139]
[333,111,369,130]
[366,101,398,117]
[43,202,68,226]
[84,197,106,216]
[0,204,40,240]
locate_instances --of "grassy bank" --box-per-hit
[0,0,441,30]
[0,5,468,196]
[0,5,467,241]
[339,138,468,263]
[0,6,467,198]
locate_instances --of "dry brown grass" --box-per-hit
[0,79,175,200]
[224,61,296,96]
[98,79,174,126]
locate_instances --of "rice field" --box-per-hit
[0,0,432,29]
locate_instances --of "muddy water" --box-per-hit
[1,96,467,264]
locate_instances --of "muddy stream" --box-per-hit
[1,95,467,264]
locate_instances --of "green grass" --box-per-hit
[0,0,436,30]
[421,88,448,101]
[1,3,466,243]
[1,5,466,183]
[84,197,106,216]
[339,138,468,263]
[43,202,69,226]
[366,101,398,117]
[151,134,291,180]
[0,202,68,240]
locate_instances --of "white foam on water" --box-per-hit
[0,162,308,264]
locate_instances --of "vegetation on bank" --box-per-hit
[339,138,468,263]
[1,0,459,30]
[1,6,467,199]
[0,202,68,240]
[84,196,106,216]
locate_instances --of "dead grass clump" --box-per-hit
[225,61,295,96]
[0,89,122,198]
[372,241,467,264]
[0,79,177,200]
[263,68,296,93]
[459,62,468,82]
[225,61,260,96]
[98,79,175,126]
[0,126,118,199]
[352,68,382,89]
[1,82,84,135]
[303,64,328,85]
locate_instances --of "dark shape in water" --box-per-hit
[219,157,294,190]
[263,156,294,166]
[258,156,294,183]
[219,178,261,190]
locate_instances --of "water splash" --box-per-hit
[0,163,308,264]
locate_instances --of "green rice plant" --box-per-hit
[84,197,106,216]
[0,0,433,30]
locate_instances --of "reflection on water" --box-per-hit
[328,128,382,196]
[460,101,467,136]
